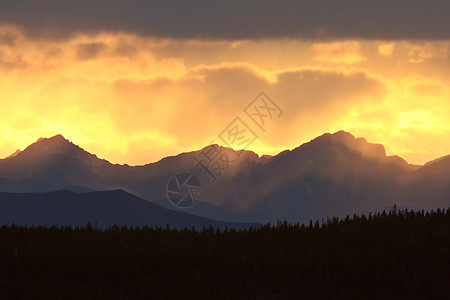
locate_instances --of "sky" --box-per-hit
[0,1,449,165]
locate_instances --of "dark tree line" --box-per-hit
[0,208,449,299]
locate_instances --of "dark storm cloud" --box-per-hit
[0,0,449,40]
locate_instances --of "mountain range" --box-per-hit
[0,131,448,225]
[0,189,257,229]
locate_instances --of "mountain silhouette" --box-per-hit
[0,189,257,229]
[0,132,448,224]
[401,154,450,209]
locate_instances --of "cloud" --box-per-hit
[336,75,450,165]
[0,29,449,166]
[401,42,449,63]
[20,63,384,165]
[0,1,449,40]
[0,32,17,46]
[404,80,446,98]
[311,41,363,63]
[113,39,138,57]
[76,42,107,60]
[378,43,395,57]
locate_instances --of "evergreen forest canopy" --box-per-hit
[0,207,449,299]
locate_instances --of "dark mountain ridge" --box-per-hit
[0,131,448,224]
[0,189,257,229]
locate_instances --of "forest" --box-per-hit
[0,208,449,299]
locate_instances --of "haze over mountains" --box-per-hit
[0,131,448,225]
[0,189,257,229]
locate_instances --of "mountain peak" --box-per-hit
[318,130,357,144]
[21,134,84,157]
[50,134,66,140]
[201,143,259,159]
[38,134,68,144]
[308,130,387,160]
[332,130,356,141]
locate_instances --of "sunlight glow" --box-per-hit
[1,26,449,165]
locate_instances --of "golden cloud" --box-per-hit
[311,41,364,64]
[0,27,449,166]
[401,41,450,63]
[378,42,395,57]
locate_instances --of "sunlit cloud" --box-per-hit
[378,42,395,57]
[311,41,363,64]
[0,26,449,166]
[401,41,449,63]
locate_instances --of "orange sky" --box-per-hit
[1,25,449,165]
